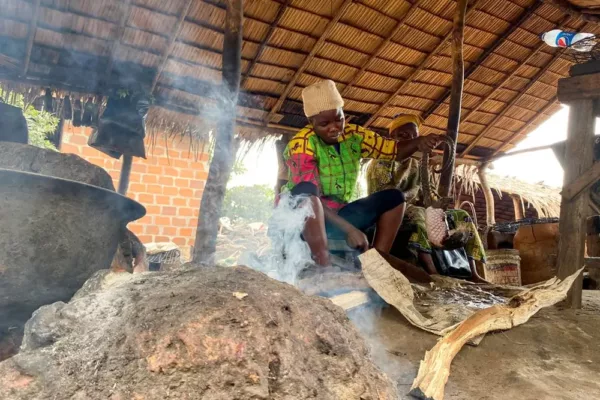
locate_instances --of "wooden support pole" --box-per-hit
[438,0,468,197]
[274,135,290,195]
[22,0,42,77]
[118,155,133,195]
[478,163,495,227]
[556,99,596,309]
[193,0,243,264]
[512,195,525,221]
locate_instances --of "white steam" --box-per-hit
[238,192,314,284]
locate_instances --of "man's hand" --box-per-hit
[346,227,369,252]
[418,135,443,152]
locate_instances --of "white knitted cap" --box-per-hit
[302,80,344,118]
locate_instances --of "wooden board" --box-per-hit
[558,74,600,103]
[329,291,371,311]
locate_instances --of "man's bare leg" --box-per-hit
[373,203,406,253]
[302,196,330,266]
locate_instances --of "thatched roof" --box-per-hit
[453,165,561,217]
[0,0,598,159]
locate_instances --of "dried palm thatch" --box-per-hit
[0,0,596,158]
[453,164,561,217]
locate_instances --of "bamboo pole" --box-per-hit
[438,0,468,197]
[193,0,243,264]
[478,163,495,227]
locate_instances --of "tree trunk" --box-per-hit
[439,0,468,197]
[193,0,243,264]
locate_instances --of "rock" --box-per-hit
[0,142,114,190]
[0,267,397,400]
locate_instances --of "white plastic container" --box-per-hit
[541,29,595,52]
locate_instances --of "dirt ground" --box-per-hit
[352,290,600,400]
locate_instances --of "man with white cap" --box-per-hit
[280,80,442,267]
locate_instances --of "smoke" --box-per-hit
[238,192,314,284]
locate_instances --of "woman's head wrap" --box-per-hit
[389,114,424,133]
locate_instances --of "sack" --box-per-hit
[431,247,472,279]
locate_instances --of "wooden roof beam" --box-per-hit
[460,50,565,157]
[489,96,559,158]
[339,0,424,97]
[150,0,195,93]
[421,0,544,120]
[446,15,570,137]
[104,0,133,85]
[22,0,42,77]
[545,0,600,24]
[241,0,290,88]
[265,0,354,124]
[463,18,591,157]
[363,0,484,128]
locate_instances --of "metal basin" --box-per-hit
[0,168,145,334]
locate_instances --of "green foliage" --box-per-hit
[222,184,275,223]
[24,107,59,151]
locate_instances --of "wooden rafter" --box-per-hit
[461,49,565,157]
[150,0,195,93]
[265,0,354,123]
[241,0,290,88]
[104,0,133,84]
[339,0,424,97]
[421,0,544,120]
[363,0,484,128]
[450,15,570,143]
[22,0,42,77]
[489,96,559,157]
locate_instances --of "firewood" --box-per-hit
[409,268,584,400]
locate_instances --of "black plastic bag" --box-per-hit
[62,96,72,120]
[43,88,54,114]
[73,99,82,127]
[81,98,94,126]
[431,248,472,279]
[0,102,29,144]
[88,93,149,159]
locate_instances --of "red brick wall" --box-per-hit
[60,125,209,256]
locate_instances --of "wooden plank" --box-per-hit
[438,0,468,197]
[329,291,371,311]
[241,0,290,88]
[193,0,243,263]
[558,73,600,103]
[150,0,195,93]
[265,0,354,123]
[556,99,596,308]
[339,0,424,97]
[410,268,583,400]
[22,0,42,77]
[562,160,600,201]
[364,0,484,127]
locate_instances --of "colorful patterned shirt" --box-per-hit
[283,124,399,210]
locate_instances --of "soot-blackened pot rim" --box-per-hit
[0,168,146,223]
